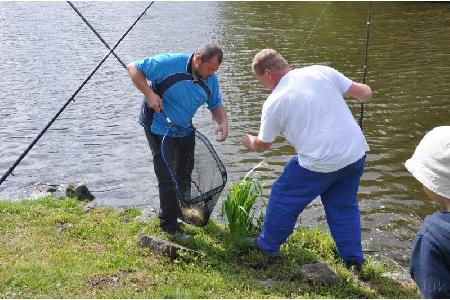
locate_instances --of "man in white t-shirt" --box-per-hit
[242,49,372,269]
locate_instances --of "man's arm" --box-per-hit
[345,82,372,102]
[127,63,163,112]
[241,134,272,152]
[211,106,228,142]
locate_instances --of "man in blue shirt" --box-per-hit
[127,44,228,235]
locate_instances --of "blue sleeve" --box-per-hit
[132,54,171,82]
[410,235,450,298]
[206,75,223,110]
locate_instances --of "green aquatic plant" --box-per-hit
[222,160,267,239]
[222,178,262,238]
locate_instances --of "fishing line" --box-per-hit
[359,1,372,129]
[297,1,372,130]
[299,1,330,51]
[0,2,154,187]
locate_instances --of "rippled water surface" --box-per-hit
[1,2,449,265]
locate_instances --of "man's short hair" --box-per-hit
[252,49,289,76]
[196,44,223,64]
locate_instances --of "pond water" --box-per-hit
[1,2,449,265]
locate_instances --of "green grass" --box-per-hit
[0,196,419,298]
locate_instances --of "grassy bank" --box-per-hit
[0,196,419,298]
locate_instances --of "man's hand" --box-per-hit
[127,64,163,112]
[241,134,272,152]
[211,106,228,142]
[147,93,163,112]
[242,134,256,150]
[216,122,228,142]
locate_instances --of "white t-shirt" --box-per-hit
[258,65,369,173]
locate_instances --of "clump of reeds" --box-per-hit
[222,160,266,242]
[222,178,262,238]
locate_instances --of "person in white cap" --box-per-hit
[405,126,450,298]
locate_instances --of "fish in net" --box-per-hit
[161,123,227,227]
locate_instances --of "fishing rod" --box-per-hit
[0,2,154,187]
[67,1,126,69]
[359,1,372,130]
[67,1,172,124]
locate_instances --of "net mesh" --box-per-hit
[161,128,227,226]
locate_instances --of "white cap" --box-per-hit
[405,126,450,199]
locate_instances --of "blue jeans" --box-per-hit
[257,155,366,264]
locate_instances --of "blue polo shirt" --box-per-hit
[133,53,223,137]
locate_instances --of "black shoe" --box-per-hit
[246,237,280,258]
[160,219,182,234]
[160,219,191,241]
[346,261,363,273]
